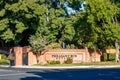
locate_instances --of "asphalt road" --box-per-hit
[0,67,120,80]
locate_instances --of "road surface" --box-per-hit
[0,67,120,80]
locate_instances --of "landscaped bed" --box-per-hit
[33,61,120,66]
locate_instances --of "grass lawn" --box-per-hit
[33,61,120,66]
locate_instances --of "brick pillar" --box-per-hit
[14,47,22,66]
[28,52,37,66]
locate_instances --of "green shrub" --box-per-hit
[64,57,73,64]
[0,59,9,65]
[55,61,61,64]
[46,43,61,49]
[0,54,7,59]
[0,54,10,65]
[103,53,116,61]
[47,60,60,64]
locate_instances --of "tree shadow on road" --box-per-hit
[20,68,120,80]
[21,77,42,80]
[20,69,86,80]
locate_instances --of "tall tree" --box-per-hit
[29,0,83,49]
[0,0,41,46]
[29,28,48,63]
[75,0,120,49]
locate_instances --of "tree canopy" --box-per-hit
[74,0,120,49]
[0,0,120,51]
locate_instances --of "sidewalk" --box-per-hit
[1,65,120,69]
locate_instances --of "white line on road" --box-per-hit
[0,73,26,77]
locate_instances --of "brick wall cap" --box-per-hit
[46,49,85,53]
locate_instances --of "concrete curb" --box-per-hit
[11,65,120,69]
[1,65,120,69]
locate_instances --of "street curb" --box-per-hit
[11,65,120,69]
[1,65,120,69]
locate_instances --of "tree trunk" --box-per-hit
[115,40,119,62]
[36,54,39,63]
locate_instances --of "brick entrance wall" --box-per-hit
[0,47,116,66]
[8,47,102,66]
[26,47,101,65]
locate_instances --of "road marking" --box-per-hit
[0,73,26,77]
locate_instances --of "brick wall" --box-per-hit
[7,47,102,66]
[28,52,37,66]
[0,47,115,66]
[27,48,101,65]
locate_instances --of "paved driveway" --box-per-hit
[0,68,120,80]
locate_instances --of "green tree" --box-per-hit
[74,0,120,62]
[31,0,81,49]
[0,0,44,46]
[29,27,48,63]
[75,0,120,49]
[0,0,84,48]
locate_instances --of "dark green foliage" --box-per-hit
[46,43,61,49]
[29,30,48,54]
[74,0,120,49]
[0,0,120,51]
[103,53,120,61]
[103,53,115,61]
[64,57,73,64]
[47,60,60,64]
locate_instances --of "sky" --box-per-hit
[63,1,86,15]
[52,0,86,15]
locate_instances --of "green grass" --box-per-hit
[33,61,120,66]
